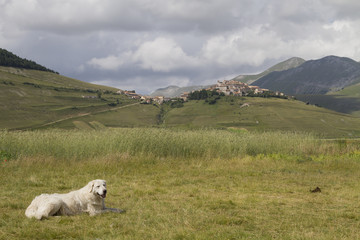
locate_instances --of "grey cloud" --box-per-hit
[1,0,360,95]
[0,0,265,35]
[2,0,358,36]
[324,0,360,19]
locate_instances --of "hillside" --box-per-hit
[47,94,360,138]
[0,66,135,130]
[296,82,360,117]
[2,50,360,137]
[2,65,360,137]
[45,103,159,130]
[232,57,305,84]
[253,56,360,95]
[0,48,57,73]
[162,96,360,138]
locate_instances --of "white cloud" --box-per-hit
[86,18,360,78]
[319,20,360,59]
[91,75,190,94]
[87,37,200,72]
[201,26,287,67]
[323,20,351,32]
[3,0,360,93]
[201,19,360,68]
[87,55,124,70]
[0,0,247,35]
[131,37,200,72]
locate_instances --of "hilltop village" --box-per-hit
[118,80,285,104]
[209,80,272,96]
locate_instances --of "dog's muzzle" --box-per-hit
[98,190,107,198]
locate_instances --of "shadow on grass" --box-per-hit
[295,94,360,114]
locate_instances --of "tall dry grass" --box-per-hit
[1,128,358,161]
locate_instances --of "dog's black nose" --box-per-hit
[104,190,107,194]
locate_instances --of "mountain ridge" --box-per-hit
[150,85,210,98]
[253,55,360,95]
[232,57,306,84]
[151,57,305,98]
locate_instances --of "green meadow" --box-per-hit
[0,67,135,130]
[1,128,360,239]
[163,97,360,138]
[39,96,360,138]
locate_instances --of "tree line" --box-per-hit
[188,89,224,100]
[0,48,58,74]
[188,89,224,104]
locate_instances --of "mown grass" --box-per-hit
[1,128,360,239]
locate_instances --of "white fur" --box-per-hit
[25,179,124,220]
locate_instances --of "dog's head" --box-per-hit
[88,179,107,199]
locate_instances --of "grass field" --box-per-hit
[1,128,360,239]
[0,67,136,129]
[47,103,159,129]
[164,97,360,138]
[41,96,360,138]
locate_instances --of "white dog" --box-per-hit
[25,179,124,220]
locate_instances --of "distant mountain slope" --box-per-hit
[150,85,210,98]
[232,57,305,84]
[151,57,305,98]
[253,56,360,95]
[0,48,57,73]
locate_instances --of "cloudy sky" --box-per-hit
[1,0,360,94]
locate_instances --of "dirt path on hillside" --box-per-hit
[40,102,140,128]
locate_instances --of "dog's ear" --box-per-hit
[88,181,95,193]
